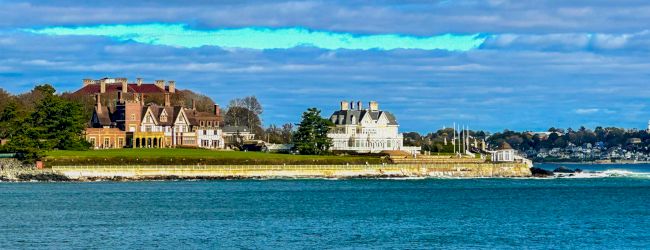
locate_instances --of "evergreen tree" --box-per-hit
[293,108,332,155]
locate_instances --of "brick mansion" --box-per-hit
[80,77,253,149]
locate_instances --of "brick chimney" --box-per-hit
[164,93,171,107]
[191,99,196,110]
[95,94,102,113]
[117,78,128,93]
[83,79,92,87]
[369,101,379,111]
[137,78,143,86]
[100,81,106,94]
[214,104,220,116]
[155,80,165,89]
[140,93,145,106]
[168,80,175,93]
[117,91,123,104]
[340,101,349,111]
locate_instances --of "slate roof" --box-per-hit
[93,106,113,127]
[223,126,251,133]
[329,109,398,125]
[496,142,514,150]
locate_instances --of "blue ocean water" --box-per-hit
[1,164,649,249]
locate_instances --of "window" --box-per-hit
[131,114,136,121]
[104,138,110,148]
[129,126,136,132]
[89,137,96,147]
[118,138,124,147]
[160,115,167,122]
[203,130,207,135]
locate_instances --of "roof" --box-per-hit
[223,126,251,133]
[496,142,513,150]
[74,83,167,95]
[93,106,113,127]
[329,109,398,125]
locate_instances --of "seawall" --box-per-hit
[51,163,532,180]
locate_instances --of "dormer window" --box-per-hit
[160,114,167,122]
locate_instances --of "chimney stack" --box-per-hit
[100,81,106,94]
[117,91,123,104]
[369,101,379,111]
[155,80,165,89]
[191,99,196,110]
[357,101,362,110]
[137,78,143,86]
[121,80,128,93]
[83,79,92,87]
[168,81,175,93]
[95,94,102,113]
[340,101,349,111]
[350,101,355,110]
[164,93,171,107]
[140,93,145,106]
[214,104,220,116]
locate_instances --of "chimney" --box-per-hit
[95,94,102,113]
[140,93,145,106]
[357,101,362,110]
[164,93,171,107]
[121,81,128,93]
[191,99,196,110]
[340,101,349,111]
[350,101,355,110]
[137,78,143,86]
[155,80,165,89]
[214,104,220,116]
[168,81,175,93]
[83,79,92,87]
[117,91,123,104]
[100,81,106,94]
[369,101,379,111]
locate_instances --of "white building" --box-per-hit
[491,142,515,162]
[327,101,420,154]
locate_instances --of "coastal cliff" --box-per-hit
[49,163,531,180]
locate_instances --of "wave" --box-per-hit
[554,169,650,179]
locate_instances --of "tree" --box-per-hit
[293,108,332,155]
[2,84,90,162]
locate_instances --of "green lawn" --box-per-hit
[44,148,387,166]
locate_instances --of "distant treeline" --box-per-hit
[404,127,650,153]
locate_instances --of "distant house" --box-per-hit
[327,100,420,154]
[222,126,255,148]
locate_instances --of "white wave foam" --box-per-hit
[554,169,650,179]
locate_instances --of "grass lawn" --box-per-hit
[44,148,387,166]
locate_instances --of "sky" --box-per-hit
[1,0,650,132]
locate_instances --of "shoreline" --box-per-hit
[2,163,532,181]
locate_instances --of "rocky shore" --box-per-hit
[0,159,70,182]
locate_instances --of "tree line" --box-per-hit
[403,126,650,153]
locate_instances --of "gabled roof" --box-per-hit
[93,106,113,127]
[329,109,398,125]
[496,142,514,150]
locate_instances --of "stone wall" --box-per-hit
[51,163,531,180]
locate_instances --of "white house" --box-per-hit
[327,101,420,154]
[491,142,515,162]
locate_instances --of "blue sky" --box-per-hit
[1,0,650,132]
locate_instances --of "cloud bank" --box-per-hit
[24,24,486,51]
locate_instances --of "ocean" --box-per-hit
[1,164,649,249]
